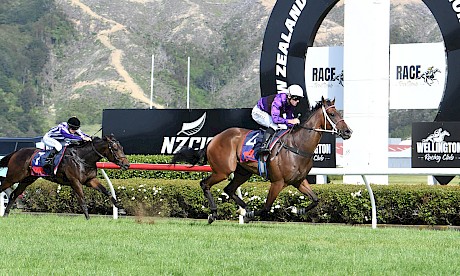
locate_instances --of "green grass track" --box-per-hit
[1,214,459,275]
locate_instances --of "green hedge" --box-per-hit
[19,179,460,225]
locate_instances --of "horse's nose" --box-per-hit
[342,129,352,140]
[120,162,130,171]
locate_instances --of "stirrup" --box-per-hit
[43,162,53,174]
[259,146,270,154]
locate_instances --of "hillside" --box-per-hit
[0,0,442,136]
[52,0,441,109]
[52,0,271,113]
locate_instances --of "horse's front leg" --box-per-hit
[245,180,286,222]
[295,179,319,215]
[85,178,122,209]
[69,180,90,219]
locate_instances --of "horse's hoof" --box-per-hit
[208,214,216,224]
[243,210,254,223]
[243,216,252,224]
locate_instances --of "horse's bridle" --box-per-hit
[278,104,345,159]
[317,105,343,134]
[297,104,344,135]
[91,138,126,164]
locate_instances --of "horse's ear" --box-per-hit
[321,96,325,103]
[332,97,336,105]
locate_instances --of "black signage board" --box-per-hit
[102,109,336,168]
[412,122,460,168]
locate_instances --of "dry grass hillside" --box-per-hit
[51,0,441,111]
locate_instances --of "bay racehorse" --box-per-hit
[173,97,352,223]
[0,134,130,219]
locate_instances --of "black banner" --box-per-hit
[423,0,460,122]
[260,0,339,114]
[102,109,336,167]
[412,122,460,168]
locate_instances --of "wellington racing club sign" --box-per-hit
[412,122,460,168]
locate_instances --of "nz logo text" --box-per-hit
[161,113,213,154]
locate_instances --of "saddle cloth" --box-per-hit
[240,129,290,162]
[30,148,66,176]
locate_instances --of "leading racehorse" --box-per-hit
[173,97,352,223]
[0,134,130,219]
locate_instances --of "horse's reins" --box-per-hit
[279,104,343,158]
[91,142,105,159]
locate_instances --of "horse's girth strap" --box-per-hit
[282,144,313,158]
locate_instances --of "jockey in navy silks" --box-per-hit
[42,116,92,172]
[251,84,304,154]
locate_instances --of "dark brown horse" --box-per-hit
[0,134,130,219]
[173,97,352,223]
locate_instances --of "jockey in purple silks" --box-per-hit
[251,84,304,154]
[42,116,92,172]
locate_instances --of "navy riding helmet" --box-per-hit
[67,116,81,130]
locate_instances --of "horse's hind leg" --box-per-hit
[223,164,252,211]
[70,181,90,219]
[201,173,227,224]
[3,177,35,217]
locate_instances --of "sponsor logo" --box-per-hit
[177,113,206,136]
[415,128,460,163]
[311,67,344,87]
[395,65,441,86]
[161,113,213,154]
[418,66,441,86]
[449,0,460,22]
[313,143,332,162]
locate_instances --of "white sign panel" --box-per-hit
[390,42,446,109]
[305,46,344,109]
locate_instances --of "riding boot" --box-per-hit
[260,128,275,154]
[43,148,58,173]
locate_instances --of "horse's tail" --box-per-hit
[0,152,14,168]
[172,147,208,166]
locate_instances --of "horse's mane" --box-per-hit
[66,136,102,149]
[298,99,333,123]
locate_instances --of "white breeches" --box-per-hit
[251,105,287,130]
[42,134,63,151]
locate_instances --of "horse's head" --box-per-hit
[318,96,352,140]
[98,135,130,170]
[442,130,450,137]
